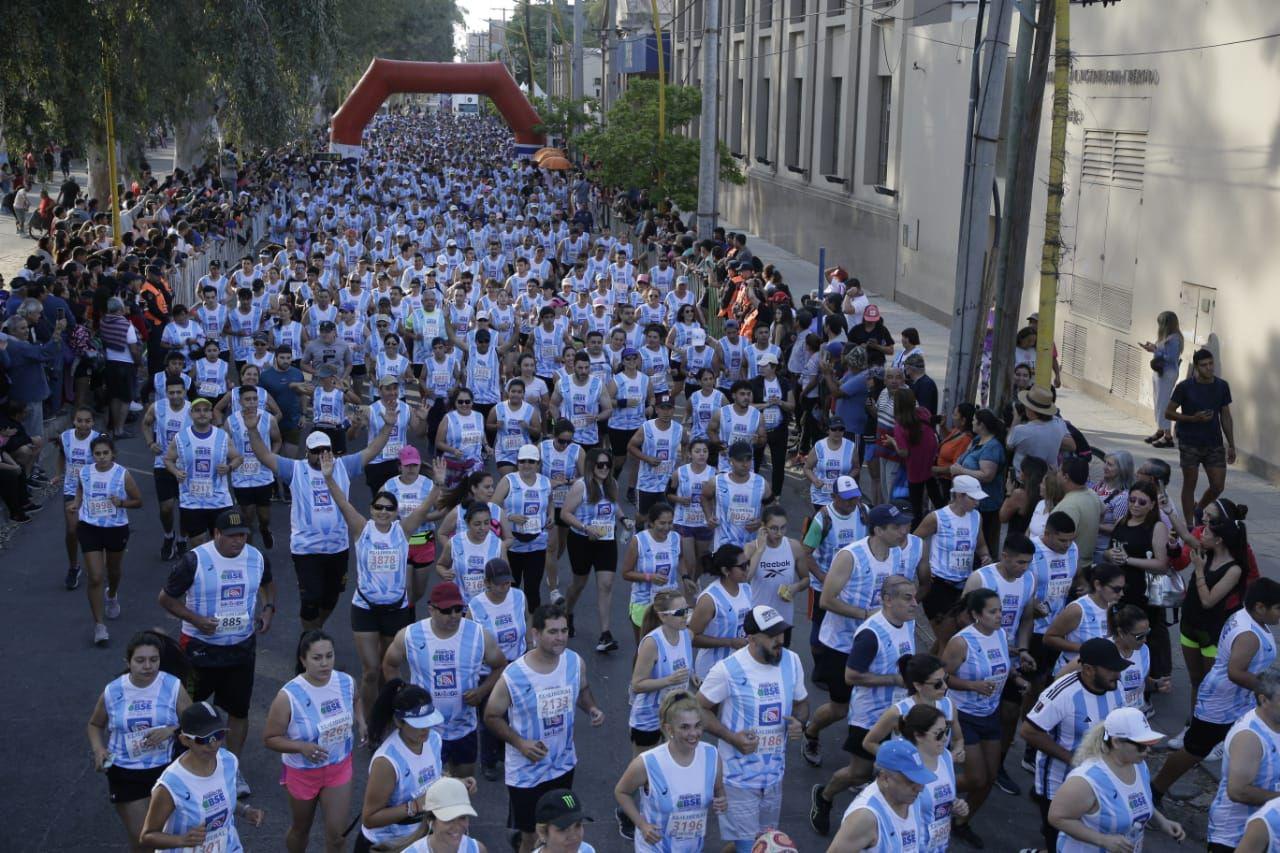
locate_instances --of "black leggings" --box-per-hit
[1144,604,1173,681]
[508,549,546,611]
[796,396,822,454]
[0,466,28,513]
[754,426,790,497]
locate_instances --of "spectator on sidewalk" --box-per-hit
[0,311,65,446]
[1054,456,1103,575]
[903,353,937,423]
[1141,311,1184,448]
[1007,386,1074,472]
[1166,347,1234,525]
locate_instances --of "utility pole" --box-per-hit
[572,0,584,101]
[942,0,1015,417]
[695,0,720,238]
[1035,0,1071,390]
[524,0,535,94]
[990,0,1055,411]
[546,1,554,99]
[601,0,616,121]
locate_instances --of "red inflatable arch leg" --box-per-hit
[330,59,545,158]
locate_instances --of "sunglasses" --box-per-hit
[372,503,396,512]
[1106,584,1126,593]
[1120,738,1150,753]
[660,607,692,618]
[829,426,845,432]
[924,678,947,691]
[734,561,750,570]
[595,461,611,469]
[187,729,228,746]
[434,605,464,615]
[457,399,473,405]
[931,726,951,742]
[1128,630,1150,641]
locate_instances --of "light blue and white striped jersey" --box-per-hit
[808,504,868,595]
[466,344,501,404]
[152,370,193,402]
[928,506,982,586]
[818,535,922,653]
[1031,537,1079,634]
[155,749,243,852]
[494,401,537,465]
[919,749,958,853]
[950,624,1009,718]
[1244,798,1280,852]
[422,352,462,399]
[60,428,99,496]
[449,529,504,603]
[226,411,275,488]
[152,400,191,470]
[367,401,412,465]
[972,563,1035,646]
[640,344,671,393]
[228,306,262,362]
[383,474,434,541]
[701,646,805,789]
[849,612,917,728]
[540,438,582,509]
[444,410,487,467]
[843,780,926,853]
[563,375,607,444]
[281,671,356,769]
[280,455,363,555]
[609,371,650,431]
[1056,759,1152,853]
[353,521,410,609]
[630,627,694,732]
[629,529,683,610]
[711,472,766,551]
[503,472,551,553]
[637,741,719,853]
[573,493,617,541]
[693,579,753,679]
[744,343,783,380]
[637,419,683,494]
[1208,709,1280,847]
[468,587,528,662]
[716,337,746,389]
[672,464,712,529]
[1027,671,1124,798]
[77,463,128,527]
[194,357,229,399]
[103,672,181,770]
[174,427,233,509]
[687,387,725,440]
[809,437,856,506]
[311,386,346,428]
[1118,641,1151,709]
[361,729,443,845]
[503,650,584,787]
[1196,609,1278,724]
[532,319,569,375]
[182,541,267,645]
[404,836,481,853]
[715,405,762,473]
[1054,594,1110,674]
[405,618,487,740]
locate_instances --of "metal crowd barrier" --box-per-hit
[171,208,269,306]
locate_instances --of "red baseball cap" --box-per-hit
[863,305,881,321]
[429,582,464,609]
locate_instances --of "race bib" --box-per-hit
[755,722,786,755]
[124,728,166,760]
[500,434,522,452]
[369,550,401,574]
[472,363,491,382]
[948,549,973,577]
[537,686,572,724]
[729,505,754,525]
[588,521,614,539]
[88,497,115,518]
[462,571,485,598]
[189,479,214,498]
[318,712,352,750]
[384,441,403,459]
[764,406,782,430]
[667,810,707,840]
[199,381,221,397]
[239,458,260,477]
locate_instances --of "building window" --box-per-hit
[754,77,771,160]
[675,0,687,39]
[734,0,746,31]
[790,0,805,24]
[729,75,745,153]
[759,0,774,25]
[785,76,803,168]
[693,0,704,36]
[827,0,844,15]
[867,74,891,185]
[821,76,842,175]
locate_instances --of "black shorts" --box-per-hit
[154,469,179,503]
[77,523,130,553]
[104,361,135,403]
[192,659,255,719]
[567,532,617,576]
[637,490,667,517]
[350,602,415,637]
[107,764,165,804]
[922,580,964,621]
[293,550,350,615]
[441,731,478,767]
[233,484,274,507]
[181,506,231,539]
[609,426,637,459]
[316,426,348,455]
[815,643,854,704]
[1184,716,1233,759]
[1030,633,1057,681]
[553,507,569,528]
[508,769,575,834]
[631,726,662,747]
[958,709,1002,744]
[843,725,874,760]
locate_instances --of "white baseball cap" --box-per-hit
[951,474,988,500]
[1103,706,1164,744]
[835,475,862,500]
[757,352,779,367]
[305,431,332,450]
[690,329,707,346]
[517,444,541,462]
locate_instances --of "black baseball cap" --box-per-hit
[728,440,754,460]
[535,789,592,829]
[1079,638,1132,671]
[180,701,226,738]
[215,507,252,536]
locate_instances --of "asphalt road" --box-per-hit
[1,430,1212,852]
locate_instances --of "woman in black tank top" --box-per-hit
[1105,482,1173,682]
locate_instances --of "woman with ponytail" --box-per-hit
[629,589,696,755]
[1044,563,1127,676]
[899,703,968,852]
[862,653,961,764]
[689,544,752,679]
[1180,501,1252,709]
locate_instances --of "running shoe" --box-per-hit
[105,596,121,620]
[236,771,251,798]
[22,500,42,514]
[481,763,501,782]
[596,631,618,653]
[1206,741,1224,762]
[809,783,833,836]
[93,623,109,645]
[549,587,565,606]
[952,822,984,849]
[128,401,144,413]
[615,807,635,840]
[1166,725,1188,751]
[10,511,32,524]
[1020,748,1036,774]
[995,767,1021,796]
[626,486,637,505]
[65,565,82,590]
[801,736,822,767]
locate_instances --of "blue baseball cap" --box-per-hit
[868,502,912,529]
[875,740,936,785]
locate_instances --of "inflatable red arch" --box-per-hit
[330,59,545,158]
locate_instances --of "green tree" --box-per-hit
[575,79,743,211]
[531,95,597,144]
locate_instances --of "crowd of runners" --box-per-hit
[38,110,1277,853]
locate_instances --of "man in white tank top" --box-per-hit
[915,475,991,654]
[828,739,933,850]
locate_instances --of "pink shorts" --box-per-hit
[280,754,353,800]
